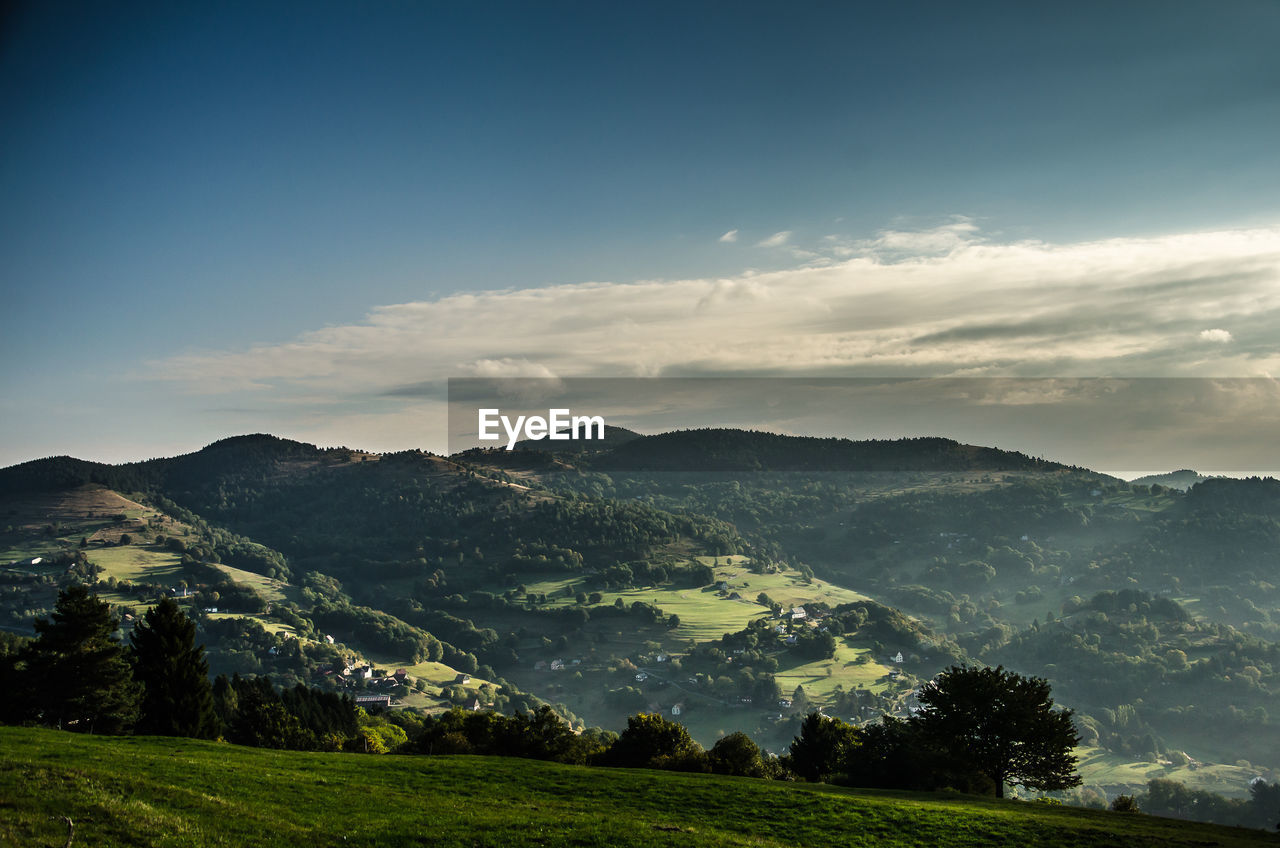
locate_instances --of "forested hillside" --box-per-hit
[3,431,1279,815]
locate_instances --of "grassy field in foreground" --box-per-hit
[2,727,1277,848]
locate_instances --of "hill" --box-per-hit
[2,726,1276,848]
[586,429,1069,473]
[4,433,1280,805]
[1129,470,1215,491]
[514,423,643,452]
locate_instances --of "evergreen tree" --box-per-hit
[21,585,139,733]
[788,712,860,782]
[130,597,219,738]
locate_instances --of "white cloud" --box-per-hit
[719,229,739,243]
[756,230,792,248]
[151,224,1280,451]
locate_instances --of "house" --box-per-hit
[550,659,565,671]
[778,699,792,708]
[774,624,786,635]
[468,698,482,711]
[655,654,667,663]
[892,651,904,663]
[354,694,391,709]
[635,672,648,682]
[671,704,683,716]
[323,634,334,644]
[354,665,373,680]
[455,673,471,684]
[393,668,408,681]
[791,606,807,620]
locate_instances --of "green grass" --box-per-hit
[88,545,185,584]
[1076,747,1262,798]
[2,727,1276,847]
[208,563,291,603]
[527,579,768,641]
[527,561,871,644]
[775,642,896,703]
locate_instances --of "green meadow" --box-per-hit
[2,727,1276,848]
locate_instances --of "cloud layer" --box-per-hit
[159,223,1280,393]
[148,223,1280,457]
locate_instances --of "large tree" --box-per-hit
[21,585,139,733]
[603,713,706,771]
[914,664,1080,798]
[130,597,219,738]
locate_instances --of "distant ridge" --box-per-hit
[1128,469,1214,491]
[586,428,1069,473]
[0,434,355,497]
[512,424,642,452]
[2,428,1078,494]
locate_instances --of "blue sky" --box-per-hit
[3,1,1279,468]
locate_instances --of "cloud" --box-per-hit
[150,224,1280,452]
[718,229,738,243]
[756,230,792,248]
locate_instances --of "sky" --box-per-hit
[2,1,1279,472]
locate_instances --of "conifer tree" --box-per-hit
[130,597,219,738]
[22,585,139,733]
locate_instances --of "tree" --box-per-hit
[20,585,140,733]
[604,713,706,771]
[1248,779,1280,830]
[130,597,219,738]
[1111,794,1140,813]
[788,712,860,782]
[913,664,1080,798]
[709,731,766,777]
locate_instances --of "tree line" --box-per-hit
[10,585,1274,829]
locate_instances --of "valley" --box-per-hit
[2,430,1279,808]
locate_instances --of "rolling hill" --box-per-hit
[3,726,1277,848]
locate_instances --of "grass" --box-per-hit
[774,642,896,703]
[208,563,291,603]
[1076,747,1263,798]
[527,578,768,642]
[88,545,185,584]
[527,561,871,644]
[2,726,1277,848]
